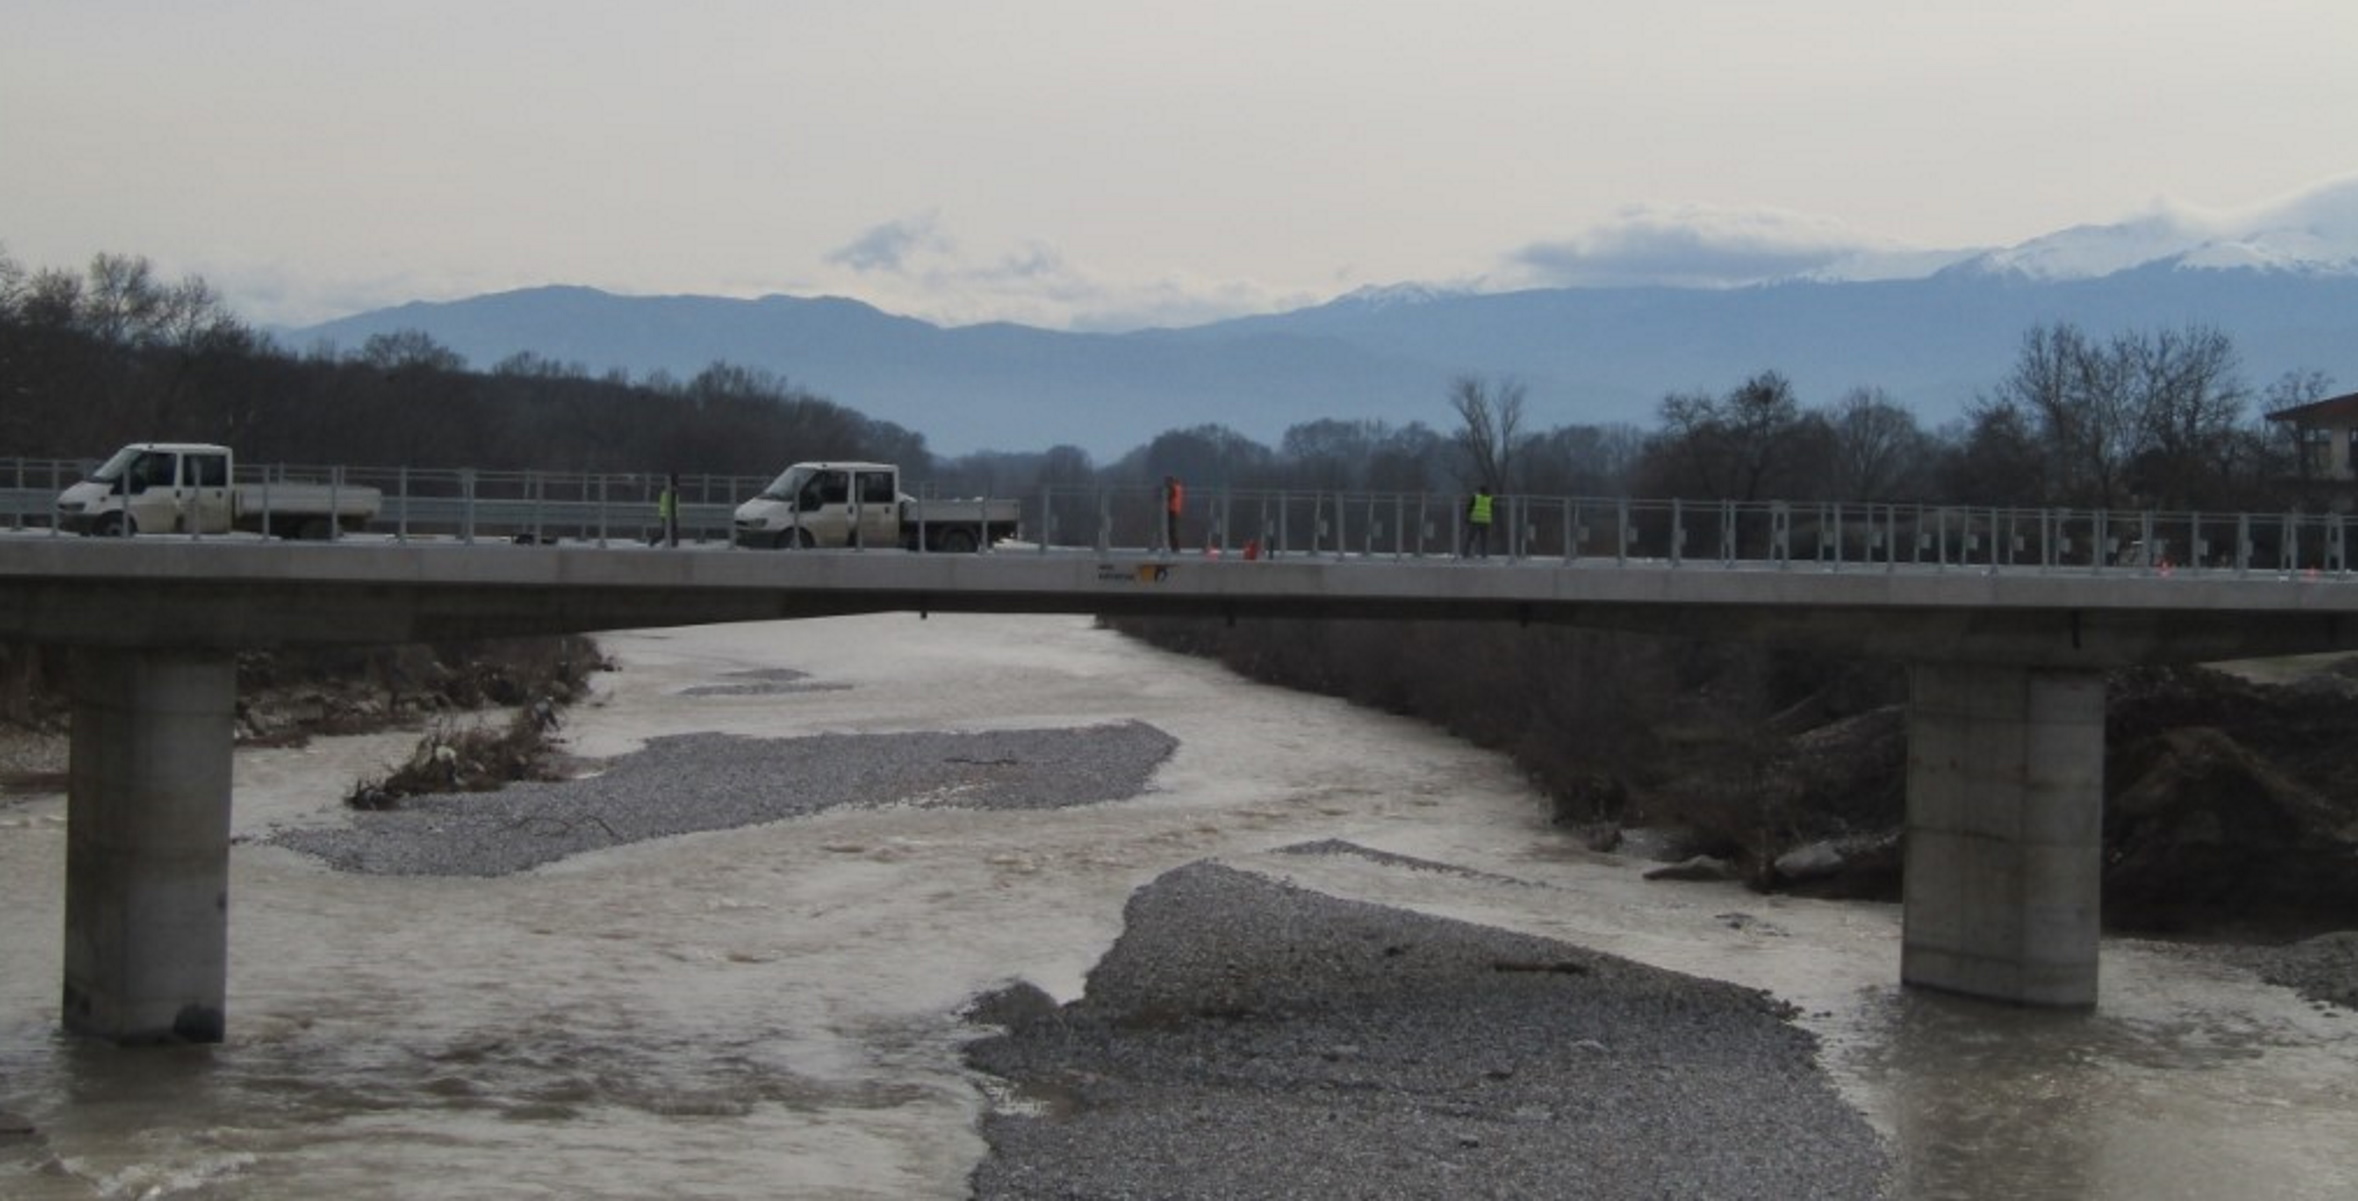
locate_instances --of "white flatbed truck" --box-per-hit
[54,442,381,540]
[732,461,1019,552]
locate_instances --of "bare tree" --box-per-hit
[2262,369,2338,487]
[0,243,25,318]
[1520,423,1644,497]
[1282,418,1387,492]
[359,329,468,374]
[2127,325,2247,507]
[1447,375,1527,490]
[1643,371,1809,500]
[1823,386,1932,501]
[80,253,164,347]
[1995,322,2256,508]
[1366,422,1448,494]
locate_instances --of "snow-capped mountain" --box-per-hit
[1945,175,2358,280]
[1325,282,1469,311]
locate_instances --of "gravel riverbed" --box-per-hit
[263,721,1181,876]
[963,860,1890,1200]
[253,719,1899,1198]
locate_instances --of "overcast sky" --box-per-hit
[6,0,2356,331]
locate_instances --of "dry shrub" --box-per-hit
[347,702,567,810]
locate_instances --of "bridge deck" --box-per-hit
[5,531,2358,667]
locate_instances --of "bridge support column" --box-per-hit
[63,647,236,1043]
[1902,663,2104,1008]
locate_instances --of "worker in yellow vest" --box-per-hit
[656,476,680,547]
[1465,484,1494,559]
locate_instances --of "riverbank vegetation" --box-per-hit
[1109,613,2358,940]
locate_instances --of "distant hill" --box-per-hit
[288,184,2358,459]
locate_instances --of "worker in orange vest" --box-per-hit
[1162,475,1185,552]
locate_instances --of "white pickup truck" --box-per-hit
[55,442,382,540]
[732,461,1020,552]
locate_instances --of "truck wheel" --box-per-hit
[938,528,978,554]
[296,518,332,541]
[94,513,129,538]
[773,529,815,550]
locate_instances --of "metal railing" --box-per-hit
[6,455,2355,576]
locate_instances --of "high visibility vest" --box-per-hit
[1167,482,1185,513]
[1469,492,1494,524]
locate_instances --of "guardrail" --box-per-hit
[5,456,2355,575]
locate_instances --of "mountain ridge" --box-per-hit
[288,189,2358,458]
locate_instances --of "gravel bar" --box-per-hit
[962,860,1891,1200]
[263,716,1892,1196]
[264,721,1179,876]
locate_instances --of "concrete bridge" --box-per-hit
[8,530,2358,1042]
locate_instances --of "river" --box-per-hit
[3,613,2355,1198]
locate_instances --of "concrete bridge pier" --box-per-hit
[1902,663,2106,1008]
[62,647,236,1043]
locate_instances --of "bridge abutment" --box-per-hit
[62,648,236,1043]
[1901,663,2105,1008]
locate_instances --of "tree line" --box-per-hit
[2,245,2341,514]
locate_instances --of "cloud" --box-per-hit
[1505,205,1892,289]
[826,214,953,274]
[806,216,1316,332]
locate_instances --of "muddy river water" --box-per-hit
[3,613,2355,1198]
